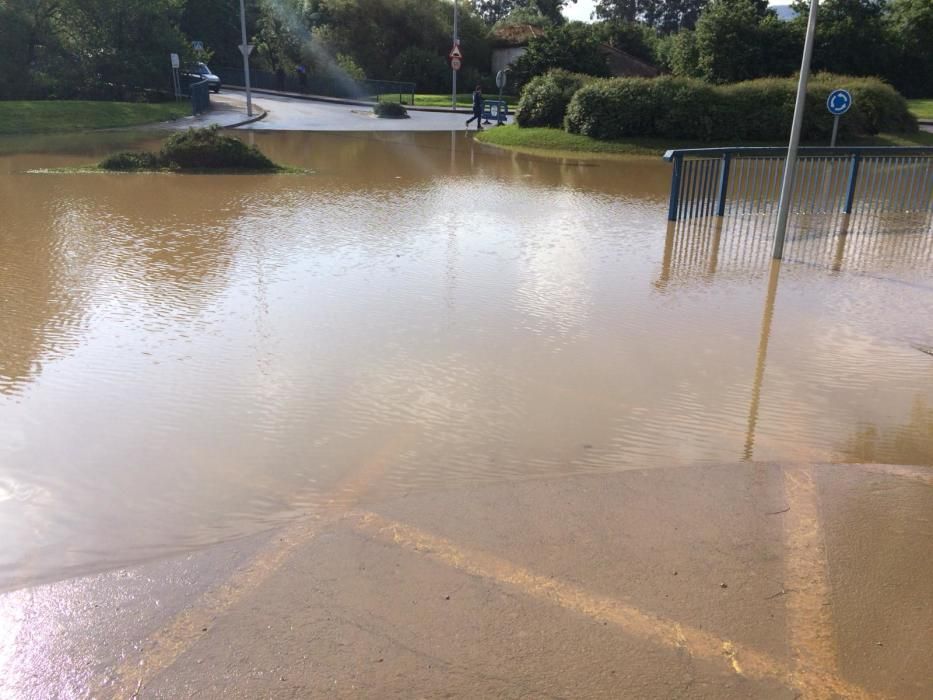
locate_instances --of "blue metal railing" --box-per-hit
[189,79,211,115]
[663,147,933,222]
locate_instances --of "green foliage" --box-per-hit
[656,30,703,78]
[792,0,895,83]
[99,151,161,171]
[694,0,798,83]
[159,126,277,170]
[309,0,490,83]
[595,0,713,33]
[389,47,448,92]
[515,70,595,127]
[597,20,660,64]
[887,0,933,97]
[512,22,611,85]
[564,74,916,141]
[373,101,409,117]
[491,4,553,30]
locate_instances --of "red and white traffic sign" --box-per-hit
[448,44,462,60]
[450,57,462,71]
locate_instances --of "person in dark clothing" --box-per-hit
[465,85,484,130]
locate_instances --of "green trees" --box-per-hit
[887,0,933,96]
[692,0,798,83]
[512,22,611,84]
[595,0,710,33]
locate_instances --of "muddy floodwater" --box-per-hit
[1,131,931,591]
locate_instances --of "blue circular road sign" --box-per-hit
[827,89,852,116]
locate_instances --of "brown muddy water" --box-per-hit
[1,131,931,591]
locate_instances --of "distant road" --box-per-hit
[216,90,501,132]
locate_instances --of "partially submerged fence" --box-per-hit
[216,67,416,104]
[663,147,933,222]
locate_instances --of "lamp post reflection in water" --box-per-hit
[743,260,782,461]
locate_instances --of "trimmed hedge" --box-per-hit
[564,73,916,142]
[99,126,278,172]
[515,69,595,128]
[373,101,408,118]
[160,126,276,170]
[99,151,160,171]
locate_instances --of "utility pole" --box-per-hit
[772,0,820,259]
[452,0,459,111]
[239,0,253,117]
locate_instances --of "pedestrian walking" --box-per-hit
[465,85,484,131]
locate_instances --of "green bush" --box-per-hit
[373,101,408,118]
[159,126,276,170]
[99,151,161,171]
[564,74,916,142]
[515,70,594,128]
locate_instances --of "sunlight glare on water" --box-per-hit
[0,131,931,590]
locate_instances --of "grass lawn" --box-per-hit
[907,99,933,120]
[377,93,517,109]
[477,125,933,159]
[0,100,190,135]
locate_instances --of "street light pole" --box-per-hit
[451,0,458,111]
[772,0,820,259]
[239,0,253,117]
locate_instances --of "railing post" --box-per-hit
[715,153,732,217]
[668,154,684,222]
[843,153,861,214]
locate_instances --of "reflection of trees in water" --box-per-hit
[0,179,82,395]
[244,132,672,198]
[0,172,273,394]
[842,396,933,466]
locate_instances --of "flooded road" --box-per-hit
[1,131,931,592]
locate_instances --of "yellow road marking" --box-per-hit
[348,510,874,699]
[98,428,415,699]
[781,467,875,700]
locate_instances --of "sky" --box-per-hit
[564,0,597,22]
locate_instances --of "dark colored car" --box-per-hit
[183,62,221,93]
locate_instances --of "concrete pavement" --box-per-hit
[2,461,930,699]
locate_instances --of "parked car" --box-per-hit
[183,62,221,93]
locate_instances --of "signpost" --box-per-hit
[170,53,181,99]
[449,42,462,110]
[495,69,508,125]
[826,89,852,148]
[450,0,459,110]
[238,0,253,117]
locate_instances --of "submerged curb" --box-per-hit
[222,106,268,129]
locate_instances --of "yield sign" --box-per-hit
[448,44,462,60]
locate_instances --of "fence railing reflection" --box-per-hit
[657,209,933,287]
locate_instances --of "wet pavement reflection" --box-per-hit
[0,130,931,591]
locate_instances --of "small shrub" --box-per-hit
[100,151,161,171]
[159,126,276,170]
[515,69,594,128]
[564,74,916,142]
[373,101,408,118]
